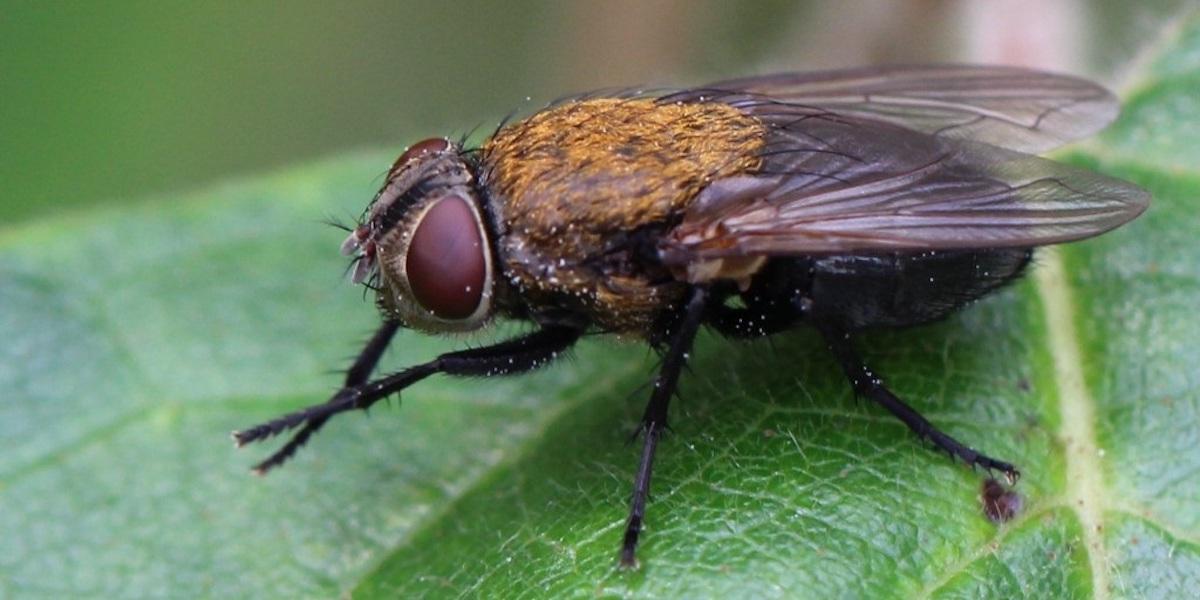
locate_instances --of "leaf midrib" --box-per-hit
[1035,247,1110,599]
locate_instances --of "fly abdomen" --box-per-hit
[804,249,1034,329]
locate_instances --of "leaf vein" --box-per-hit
[1034,247,1111,599]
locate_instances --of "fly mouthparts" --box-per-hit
[340,232,361,256]
[340,225,370,256]
[350,254,375,284]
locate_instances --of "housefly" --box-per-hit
[233,64,1149,566]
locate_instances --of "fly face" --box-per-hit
[341,138,497,332]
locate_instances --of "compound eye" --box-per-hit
[406,195,486,320]
[391,138,450,174]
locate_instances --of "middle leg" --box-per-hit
[620,286,709,567]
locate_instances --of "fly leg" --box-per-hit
[818,325,1021,484]
[246,320,403,472]
[234,325,582,473]
[345,320,404,387]
[621,286,709,567]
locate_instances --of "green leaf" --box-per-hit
[4,15,1199,600]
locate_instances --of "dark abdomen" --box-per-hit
[744,249,1033,331]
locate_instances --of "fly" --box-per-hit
[233,64,1149,567]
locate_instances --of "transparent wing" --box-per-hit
[659,107,1148,265]
[662,64,1118,153]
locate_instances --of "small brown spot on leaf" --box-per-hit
[981,478,1023,523]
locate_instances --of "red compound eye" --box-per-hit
[405,195,486,320]
[390,138,450,175]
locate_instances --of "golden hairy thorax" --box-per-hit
[482,98,766,332]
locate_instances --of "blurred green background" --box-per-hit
[0,0,793,222]
[3,0,1175,224]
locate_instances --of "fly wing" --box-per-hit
[662,64,1118,154]
[659,105,1148,272]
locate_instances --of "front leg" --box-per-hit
[241,319,403,473]
[234,325,582,473]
